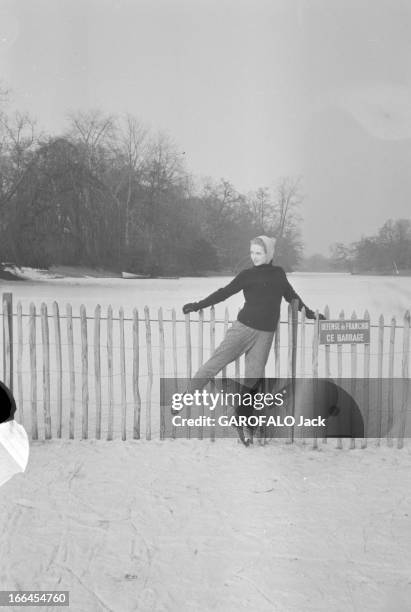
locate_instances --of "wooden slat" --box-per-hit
[222,307,229,378]
[274,317,281,379]
[321,305,330,446]
[185,312,192,380]
[133,308,141,440]
[221,307,230,421]
[312,311,319,378]
[120,307,126,441]
[158,307,165,440]
[287,303,293,378]
[361,310,370,449]
[52,302,62,438]
[29,303,38,440]
[184,312,192,439]
[311,311,320,450]
[2,293,13,391]
[397,310,410,449]
[171,308,178,440]
[107,305,114,441]
[171,308,178,380]
[350,311,358,450]
[299,307,306,378]
[94,305,102,440]
[145,306,152,441]
[235,308,240,379]
[209,307,216,442]
[198,309,204,369]
[3,297,11,390]
[210,307,216,352]
[41,303,51,439]
[197,308,204,440]
[80,304,88,440]
[324,305,331,378]
[17,302,23,425]
[336,310,344,450]
[66,303,75,439]
[387,316,396,447]
[290,300,299,444]
[376,314,384,446]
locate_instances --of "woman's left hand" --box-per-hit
[183,302,199,314]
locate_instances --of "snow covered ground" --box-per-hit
[1,439,411,612]
[1,273,410,611]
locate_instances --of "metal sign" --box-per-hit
[319,319,370,344]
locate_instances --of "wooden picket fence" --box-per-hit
[1,293,410,447]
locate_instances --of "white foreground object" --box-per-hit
[0,421,29,487]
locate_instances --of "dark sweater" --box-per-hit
[195,264,312,332]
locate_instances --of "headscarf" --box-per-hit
[251,235,276,264]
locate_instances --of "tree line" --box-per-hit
[302,218,411,273]
[0,105,304,275]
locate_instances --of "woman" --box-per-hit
[182,235,325,442]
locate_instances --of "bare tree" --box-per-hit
[248,186,272,232]
[272,176,303,241]
[65,109,117,170]
[114,114,150,250]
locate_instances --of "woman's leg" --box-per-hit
[244,329,274,384]
[236,330,275,425]
[186,321,257,393]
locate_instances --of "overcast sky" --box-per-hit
[1,0,411,254]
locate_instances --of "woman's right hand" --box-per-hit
[182,302,199,314]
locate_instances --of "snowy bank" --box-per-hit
[0,265,122,281]
[0,440,410,612]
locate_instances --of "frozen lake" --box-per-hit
[1,271,410,320]
[0,273,410,440]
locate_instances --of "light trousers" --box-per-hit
[187,320,274,393]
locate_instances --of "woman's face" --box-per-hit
[250,243,267,266]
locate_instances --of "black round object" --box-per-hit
[0,382,16,424]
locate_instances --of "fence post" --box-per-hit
[324,305,331,379]
[171,308,177,440]
[184,312,192,440]
[2,293,13,391]
[107,305,114,441]
[80,304,88,440]
[311,311,320,450]
[119,307,126,441]
[53,302,62,438]
[376,314,384,447]
[29,303,38,440]
[17,301,23,425]
[300,306,306,378]
[66,303,75,440]
[336,310,344,450]
[210,307,216,442]
[94,305,102,440]
[133,308,141,440]
[197,309,204,440]
[144,306,152,441]
[41,303,51,439]
[322,305,330,446]
[397,310,410,449]
[350,311,358,450]
[287,300,299,444]
[387,316,396,447]
[158,307,165,440]
[361,310,370,449]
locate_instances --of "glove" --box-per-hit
[182,302,200,314]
